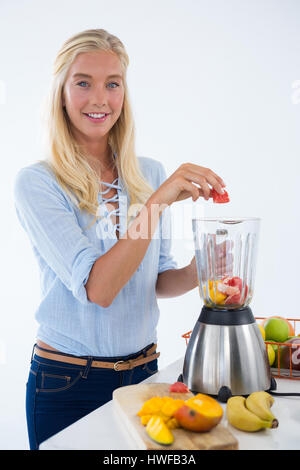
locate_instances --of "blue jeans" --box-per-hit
[26,343,158,450]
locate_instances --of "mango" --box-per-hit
[146,415,174,445]
[161,399,185,417]
[174,394,223,432]
[166,417,180,429]
[137,396,185,429]
[137,396,164,416]
[203,281,227,305]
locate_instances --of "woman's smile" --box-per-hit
[83,112,110,123]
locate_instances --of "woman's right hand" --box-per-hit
[152,163,226,206]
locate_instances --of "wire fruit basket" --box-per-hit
[182,317,300,381]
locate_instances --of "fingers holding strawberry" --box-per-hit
[211,188,230,203]
[151,163,227,207]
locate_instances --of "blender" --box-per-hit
[182,217,272,402]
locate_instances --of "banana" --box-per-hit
[226,396,277,432]
[245,391,278,428]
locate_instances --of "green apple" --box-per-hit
[264,318,289,343]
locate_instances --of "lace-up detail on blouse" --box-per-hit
[98,177,122,236]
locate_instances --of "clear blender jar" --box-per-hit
[193,218,260,309]
[182,217,271,399]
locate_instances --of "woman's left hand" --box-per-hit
[188,240,234,284]
[187,255,198,288]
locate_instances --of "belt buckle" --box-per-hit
[113,360,125,371]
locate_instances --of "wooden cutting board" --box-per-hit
[113,383,238,450]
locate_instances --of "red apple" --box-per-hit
[280,338,300,371]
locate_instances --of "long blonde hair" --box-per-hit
[39,28,154,229]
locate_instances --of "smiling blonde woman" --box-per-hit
[13,28,226,450]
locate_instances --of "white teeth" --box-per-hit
[87,113,106,118]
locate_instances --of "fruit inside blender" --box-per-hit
[201,276,249,308]
[193,220,258,309]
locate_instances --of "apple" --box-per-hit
[261,316,295,337]
[280,338,300,372]
[264,318,289,343]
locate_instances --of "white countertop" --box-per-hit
[40,358,300,450]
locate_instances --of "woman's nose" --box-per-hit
[90,85,108,107]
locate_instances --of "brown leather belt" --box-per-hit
[33,344,160,371]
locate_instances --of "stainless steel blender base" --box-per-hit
[182,306,271,399]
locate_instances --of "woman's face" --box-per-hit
[62,50,125,147]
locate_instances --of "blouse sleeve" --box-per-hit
[156,162,178,274]
[13,166,102,305]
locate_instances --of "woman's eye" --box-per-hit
[77,81,89,87]
[108,82,119,89]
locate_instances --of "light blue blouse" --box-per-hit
[13,155,177,357]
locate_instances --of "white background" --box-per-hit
[1,0,300,449]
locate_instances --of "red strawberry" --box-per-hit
[217,283,240,296]
[221,276,248,304]
[225,292,241,305]
[169,382,190,393]
[230,277,243,292]
[211,188,230,203]
[222,276,247,295]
